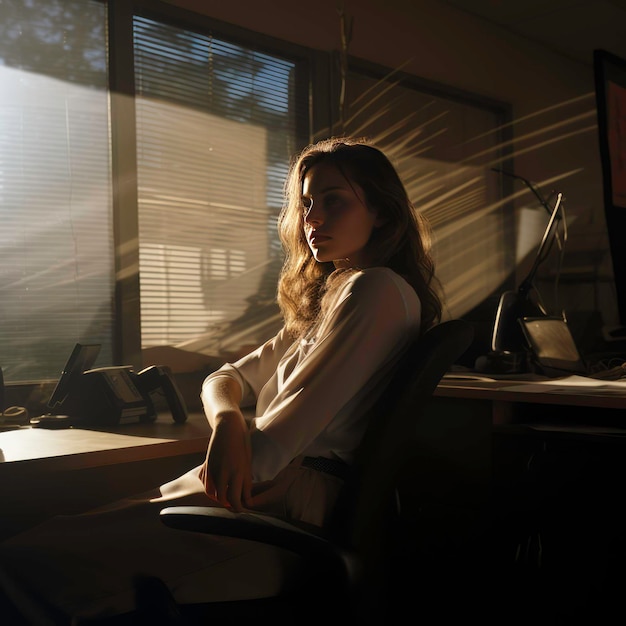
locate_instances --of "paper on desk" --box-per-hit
[443,373,498,382]
[501,375,626,395]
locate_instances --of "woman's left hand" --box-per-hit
[199,410,253,511]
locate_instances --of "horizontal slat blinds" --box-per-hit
[133,16,300,361]
[0,0,113,382]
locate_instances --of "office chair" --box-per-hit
[139,319,475,625]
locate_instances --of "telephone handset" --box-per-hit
[45,343,188,427]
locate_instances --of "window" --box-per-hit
[1,0,506,404]
[0,0,308,395]
[0,0,113,382]
[132,16,306,363]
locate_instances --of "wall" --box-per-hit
[165,0,617,337]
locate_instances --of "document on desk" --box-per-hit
[500,375,626,395]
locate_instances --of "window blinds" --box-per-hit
[0,0,113,382]
[133,16,302,360]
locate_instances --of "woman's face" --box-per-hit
[301,162,383,269]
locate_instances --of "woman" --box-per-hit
[0,136,442,623]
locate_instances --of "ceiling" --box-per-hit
[436,0,626,67]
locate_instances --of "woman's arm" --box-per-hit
[201,373,244,431]
[198,327,293,510]
[199,373,251,511]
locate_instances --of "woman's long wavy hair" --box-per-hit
[277,136,443,339]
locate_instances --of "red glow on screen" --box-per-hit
[608,81,626,208]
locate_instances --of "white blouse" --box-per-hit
[203,266,422,481]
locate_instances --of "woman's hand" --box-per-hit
[199,410,252,511]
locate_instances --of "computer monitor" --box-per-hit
[491,192,563,354]
[593,49,626,337]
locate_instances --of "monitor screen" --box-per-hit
[594,49,626,330]
[47,343,101,409]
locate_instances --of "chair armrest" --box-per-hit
[161,505,361,596]
[160,506,333,558]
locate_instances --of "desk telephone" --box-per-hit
[40,343,188,427]
[72,363,188,426]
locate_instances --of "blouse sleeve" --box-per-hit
[249,267,421,480]
[202,326,293,409]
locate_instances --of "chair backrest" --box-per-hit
[327,319,474,553]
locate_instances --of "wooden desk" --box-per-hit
[0,413,210,540]
[436,375,626,430]
[436,374,626,624]
[2,377,624,543]
[0,412,210,468]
